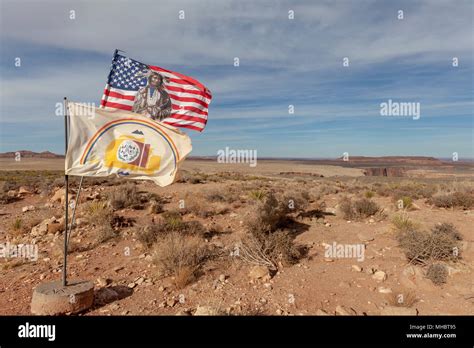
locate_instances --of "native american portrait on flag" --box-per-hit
[132,70,172,121]
[101,51,212,132]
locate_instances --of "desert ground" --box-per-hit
[0,158,473,316]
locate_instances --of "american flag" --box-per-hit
[100,51,212,132]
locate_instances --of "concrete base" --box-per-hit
[31,280,94,315]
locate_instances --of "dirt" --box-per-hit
[0,159,473,316]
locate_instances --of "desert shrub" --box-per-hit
[387,290,417,307]
[340,197,381,220]
[152,232,212,287]
[429,192,474,209]
[365,191,375,199]
[247,193,289,235]
[431,223,462,241]
[426,263,448,285]
[376,182,437,199]
[281,190,311,212]
[181,193,228,217]
[137,212,206,249]
[178,171,207,184]
[0,192,18,204]
[147,200,163,214]
[395,196,413,210]
[242,192,306,268]
[85,201,115,243]
[205,187,239,203]
[248,189,267,201]
[240,230,303,269]
[108,183,142,210]
[397,227,461,264]
[391,214,419,233]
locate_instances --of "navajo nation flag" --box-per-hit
[66,102,192,187]
[100,51,212,132]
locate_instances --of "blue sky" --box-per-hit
[0,0,473,158]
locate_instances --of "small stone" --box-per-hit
[351,265,362,272]
[96,277,110,287]
[166,298,177,307]
[325,222,331,227]
[248,265,271,281]
[369,219,375,223]
[128,282,136,289]
[158,286,165,292]
[22,205,35,213]
[315,309,329,316]
[378,287,393,294]
[372,271,387,282]
[335,305,351,316]
[19,186,32,195]
[263,283,273,290]
[218,274,226,283]
[194,306,220,316]
[136,277,145,285]
[276,309,283,315]
[381,306,417,316]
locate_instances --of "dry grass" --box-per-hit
[426,263,448,285]
[136,212,206,249]
[339,197,382,220]
[397,223,462,265]
[152,232,212,288]
[429,191,474,209]
[84,201,116,243]
[391,213,419,233]
[241,192,306,269]
[181,192,229,217]
[387,290,418,307]
[108,183,143,210]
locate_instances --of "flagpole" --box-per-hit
[63,97,69,287]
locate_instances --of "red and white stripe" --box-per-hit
[101,65,211,132]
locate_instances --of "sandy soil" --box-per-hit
[0,159,473,316]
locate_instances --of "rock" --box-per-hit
[50,188,66,203]
[324,208,337,215]
[335,305,351,316]
[96,277,110,287]
[381,306,418,316]
[263,283,273,290]
[135,277,145,285]
[315,309,329,316]
[249,265,271,281]
[94,287,119,305]
[19,186,32,195]
[325,223,331,227]
[378,287,392,294]
[218,274,226,283]
[351,265,362,272]
[194,306,220,316]
[369,218,375,223]
[166,298,177,307]
[128,282,136,289]
[22,205,35,212]
[372,271,387,282]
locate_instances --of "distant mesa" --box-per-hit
[0,150,64,159]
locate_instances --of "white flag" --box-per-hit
[65,102,192,187]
